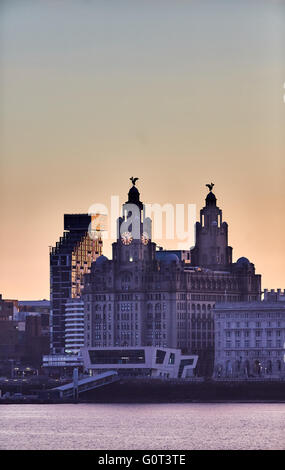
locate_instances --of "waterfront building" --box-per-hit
[24,315,50,369]
[81,346,198,379]
[50,214,102,354]
[0,295,22,376]
[42,353,83,377]
[213,290,285,379]
[0,319,22,366]
[11,300,50,370]
[0,297,52,375]
[83,180,261,376]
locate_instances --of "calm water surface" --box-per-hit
[0,403,284,450]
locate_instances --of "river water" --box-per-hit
[0,403,284,450]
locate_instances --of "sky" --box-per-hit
[0,0,285,300]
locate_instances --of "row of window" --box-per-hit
[225,330,282,337]
[223,350,283,358]
[222,321,282,328]
[217,312,283,319]
[225,340,283,348]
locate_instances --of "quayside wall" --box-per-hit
[79,379,285,403]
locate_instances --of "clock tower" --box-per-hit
[112,178,156,266]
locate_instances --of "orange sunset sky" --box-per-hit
[1,0,285,300]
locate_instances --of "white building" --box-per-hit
[213,291,285,379]
[65,299,85,354]
[81,346,198,379]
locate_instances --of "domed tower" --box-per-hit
[112,177,156,265]
[190,184,233,270]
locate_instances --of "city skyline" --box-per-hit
[1,0,285,299]
[0,1,284,453]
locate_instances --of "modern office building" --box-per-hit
[50,214,102,354]
[81,346,198,379]
[83,180,261,376]
[213,290,285,379]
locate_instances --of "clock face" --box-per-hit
[121,231,133,245]
[141,232,150,245]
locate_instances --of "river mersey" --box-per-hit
[0,403,284,450]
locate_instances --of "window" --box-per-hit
[168,353,175,365]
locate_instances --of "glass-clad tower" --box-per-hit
[50,214,102,354]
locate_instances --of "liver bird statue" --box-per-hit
[130,177,139,186]
[206,182,214,191]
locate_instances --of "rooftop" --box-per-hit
[214,301,285,311]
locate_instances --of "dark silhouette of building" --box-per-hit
[0,295,17,321]
[0,298,52,375]
[24,315,50,369]
[0,296,21,375]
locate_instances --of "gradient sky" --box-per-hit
[1,0,285,300]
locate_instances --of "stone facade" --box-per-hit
[213,293,285,379]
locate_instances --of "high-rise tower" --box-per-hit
[50,214,102,354]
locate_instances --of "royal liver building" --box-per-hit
[83,180,261,376]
